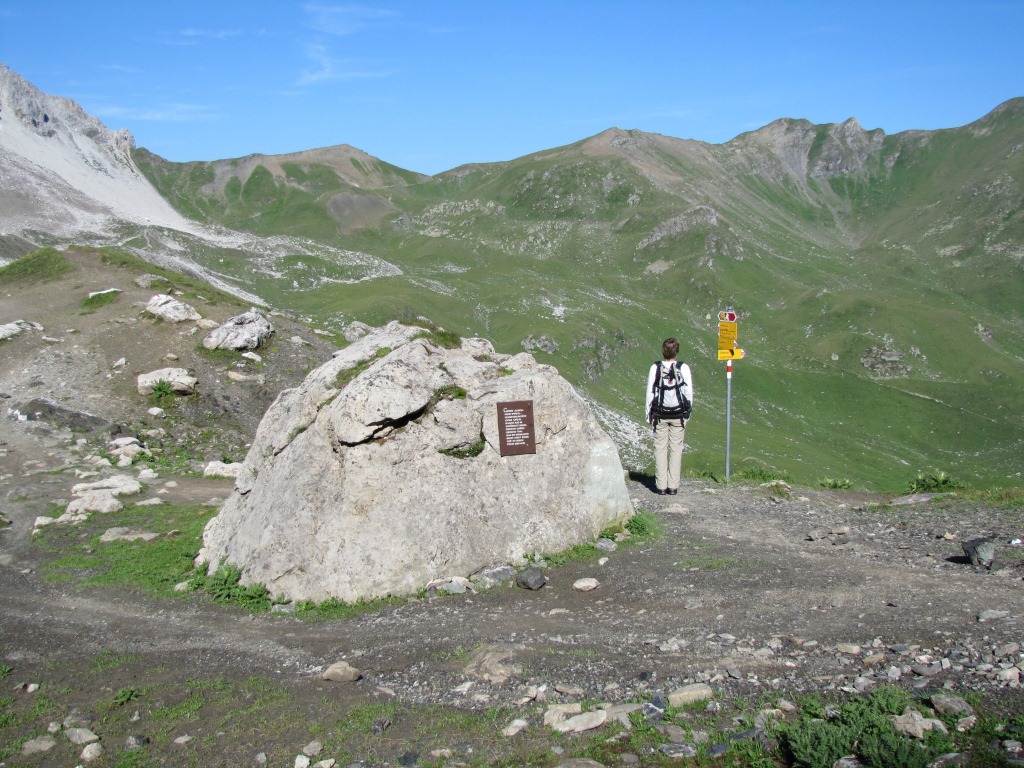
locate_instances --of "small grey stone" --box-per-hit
[63,710,94,729]
[125,734,149,749]
[668,683,713,707]
[516,567,547,590]
[470,564,516,588]
[962,537,997,568]
[656,723,687,742]
[912,663,942,677]
[978,609,1009,622]
[642,701,664,721]
[21,735,57,755]
[303,740,324,757]
[65,727,100,745]
[659,743,697,758]
[80,742,104,762]
[929,696,974,720]
[322,661,361,682]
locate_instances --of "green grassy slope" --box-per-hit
[133,101,1024,491]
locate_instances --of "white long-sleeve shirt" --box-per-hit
[645,360,693,421]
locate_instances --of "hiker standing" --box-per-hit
[645,337,693,495]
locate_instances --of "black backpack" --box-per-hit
[648,361,692,424]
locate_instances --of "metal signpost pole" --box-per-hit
[725,360,732,479]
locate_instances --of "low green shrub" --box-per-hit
[779,686,950,768]
[819,477,853,489]
[149,379,175,405]
[907,471,968,493]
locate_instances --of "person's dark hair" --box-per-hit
[662,338,680,359]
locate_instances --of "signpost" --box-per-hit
[717,308,743,479]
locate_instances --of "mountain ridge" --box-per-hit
[2,62,1022,489]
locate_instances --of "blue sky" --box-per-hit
[3,1,1023,175]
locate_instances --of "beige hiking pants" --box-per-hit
[653,418,686,491]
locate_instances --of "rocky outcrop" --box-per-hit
[202,308,274,351]
[200,322,634,603]
[0,320,43,341]
[145,294,201,323]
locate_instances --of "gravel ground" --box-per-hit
[2,249,1023,765]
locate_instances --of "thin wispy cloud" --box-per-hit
[303,3,397,35]
[99,64,144,75]
[180,28,243,40]
[298,44,392,85]
[94,103,219,123]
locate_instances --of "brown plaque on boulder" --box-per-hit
[497,400,536,456]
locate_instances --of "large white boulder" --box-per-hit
[202,308,274,351]
[145,294,201,323]
[200,322,633,603]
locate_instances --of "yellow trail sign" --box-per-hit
[718,337,737,349]
[718,321,738,339]
[718,348,745,360]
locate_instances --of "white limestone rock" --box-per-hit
[200,322,634,603]
[137,368,197,396]
[72,475,142,497]
[66,490,123,515]
[202,308,274,351]
[145,294,201,322]
[0,320,43,341]
[204,461,243,479]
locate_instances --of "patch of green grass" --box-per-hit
[293,594,405,621]
[672,537,739,570]
[958,485,1024,509]
[0,663,11,678]
[34,503,216,598]
[736,464,793,484]
[81,288,121,312]
[194,344,241,362]
[0,247,75,284]
[819,477,853,489]
[625,508,662,540]
[416,328,462,349]
[111,686,141,707]
[151,691,204,721]
[335,346,391,388]
[438,435,486,459]
[90,650,143,674]
[429,384,467,405]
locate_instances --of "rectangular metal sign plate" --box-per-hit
[497,400,537,456]
[718,348,745,360]
[718,321,738,339]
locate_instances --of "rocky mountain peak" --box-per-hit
[0,62,194,246]
[727,114,886,182]
[0,63,134,151]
